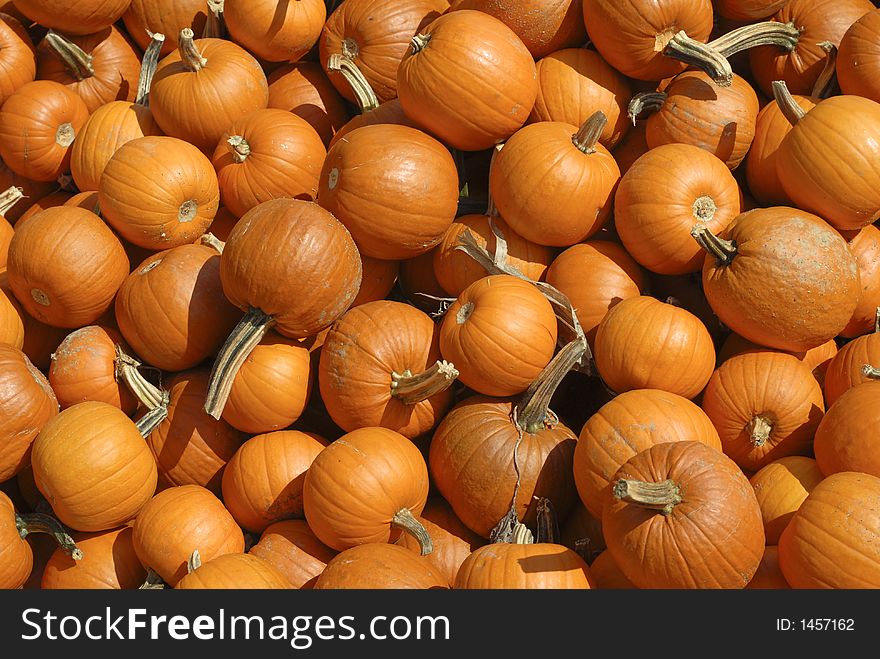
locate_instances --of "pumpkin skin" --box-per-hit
[0,343,58,482]
[594,296,715,398]
[14,190,73,227]
[398,248,447,314]
[13,0,130,35]
[48,325,138,414]
[99,136,220,250]
[589,550,636,589]
[0,160,55,225]
[6,207,129,328]
[132,484,245,587]
[0,13,34,109]
[249,519,337,589]
[0,279,25,349]
[318,300,453,439]
[645,72,759,171]
[41,526,146,590]
[718,333,838,391]
[303,427,429,551]
[749,0,875,98]
[32,402,158,533]
[715,0,786,21]
[146,370,246,496]
[778,471,880,588]
[573,388,721,518]
[612,120,648,177]
[746,546,790,589]
[320,0,446,104]
[813,381,880,479]
[838,9,880,103]
[614,143,741,275]
[352,255,399,308]
[581,0,714,81]
[150,36,269,153]
[114,244,240,372]
[212,108,326,219]
[36,26,140,113]
[317,124,458,260]
[124,0,208,55]
[823,332,880,407]
[603,441,765,589]
[455,542,594,589]
[0,490,32,588]
[225,0,325,64]
[221,431,327,534]
[749,456,824,545]
[0,80,89,182]
[559,502,606,561]
[699,208,861,352]
[700,352,825,472]
[175,552,290,589]
[489,119,620,247]
[329,98,419,148]
[839,225,880,338]
[439,275,557,397]
[314,542,448,589]
[396,10,538,151]
[18,309,68,372]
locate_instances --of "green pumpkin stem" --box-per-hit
[392,508,433,555]
[515,339,588,434]
[44,30,94,81]
[227,135,251,163]
[862,364,880,379]
[390,360,459,405]
[135,31,165,107]
[663,31,733,87]
[326,53,379,113]
[179,28,207,72]
[707,21,801,58]
[748,415,773,447]
[612,478,682,515]
[16,512,83,560]
[203,0,226,39]
[771,80,806,126]
[691,224,737,266]
[204,307,276,420]
[572,111,607,154]
[627,92,667,126]
[0,186,24,216]
[812,42,838,99]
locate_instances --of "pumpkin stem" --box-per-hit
[203,0,226,39]
[139,568,166,589]
[485,145,502,217]
[227,135,251,163]
[135,31,165,107]
[204,307,276,419]
[55,123,76,148]
[326,53,379,113]
[390,360,459,405]
[692,195,717,222]
[115,345,168,411]
[392,508,433,556]
[771,80,805,126]
[511,523,535,545]
[179,28,207,72]
[135,403,170,437]
[612,478,682,515]
[627,92,667,126]
[691,224,737,266]
[707,21,801,58]
[44,30,95,81]
[199,232,225,253]
[16,512,83,560]
[572,111,607,154]
[748,415,773,447]
[862,364,880,379]
[811,42,838,99]
[663,31,733,87]
[0,185,24,217]
[187,549,202,574]
[410,33,431,54]
[515,339,588,434]
[535,497,558,544]
[874,307,880,335]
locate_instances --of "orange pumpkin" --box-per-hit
[837,8,880,103]
[455,542,594,589]
[314,543,447,589]
[0,490,34,588]
[0,13,35,109]
[225,0,325,64]
[715,0,786,21]
[41,526,146,590]
[14,0,130,35]
[124,0,208,55]
[352,255,398,308]
[840,225,880,338]
[814,381,880,478]
[749,456,824,545]
[823,330,880,406]
[175,552,290,589]
[248,519,337,589]
[746,546,791,589]
[589,550,636,589]
[718,332,838,391]
[0,276,25,349]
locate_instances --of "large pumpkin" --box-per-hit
[314,543,447,589]
[837,8,880,103]
[175,552,290,590]
[823,329,880,406]
[41,526,146,590]
[225,0,325,64]
[813,381,880,478]
[0,13,35,109]
[718,332,838,391]
[455,542,594,589]
[840,225,880,338]
[749,456,824,545]
[13,0,130,35]
[248,519,337,589]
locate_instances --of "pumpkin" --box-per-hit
[581,0,714,81]
[529,47,630,149]
[149,30,269,153]
[14,190,75,226]
[6,206,129,328]
[225,0,325,63]
[718,332,838,391]
[320,0,445,104]
[318,300,456,439]
[715,0,786,21]
[352,256,399,308]
[32,401,157,532]
[594,295,715,398]
[823,329,880,406]
[314,542,448,589]
[603,440,765,588]
[749,456,824,545]
[114,243,240,372]
[0,80,89,182]
[455,541,593,589]
[146,370,245,496]
[36,26,140,113]
[175,551,289,589]
[813,381,880,478]
[614,143,741,275]
[303,426,431,553]
[778,471,880,588]
[13,0,130,35]
[439,274,557,397]
[837,8,880,102]
[317,123,458,260]
[701,352,825,472]
[41,526,146,589]
[694,207,861,351]
[396,10,537,151]
[266,61,350,148]
[746,546,791,589]
[612,120,649,176]
[204,198,361,419]
[559,503,605,562]
[99,136,220,250]
[124,0,208,55]
[773,84,880,230]
[0,13,34,109]
[0,276,25,349]
[573,388,721,518]
[589,550,636,589]
[0,343,58,482]
[249,519,337,589]
[749,0,875,98]
[839,226,880,338]
[221,430,326,534]
[398,248,448,314]
[0,490,33,589]
[0,162,54,226]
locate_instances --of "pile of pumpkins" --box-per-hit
[2,0,880,590]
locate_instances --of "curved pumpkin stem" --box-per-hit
[707,21,801,58]
[392,508,433,555]
[691,224,738,266]
[812,42,838,99]
[663,31,733,87]
[572,111,607,154]
[0,186,24,217]
[748,415,773,447]
[862,364,880,379]
[628,92,667,126]
[135,31,165,107]
[771,80,806,126]
[44,30,95,81]
[875,307,880,335]
[515,339,588,434]
[410,33,431,54]
[535,497,558,544]
[390,360,458,405]
[199,232,225,254]
[178,28,207,72]
[115,345,167,411]
[204,307,276,420]
[16,512,83,560]
[326,53,379,113]
[612,479,682,516]
[203,0,226,39]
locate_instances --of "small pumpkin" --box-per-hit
[13,0,130,35]
[718,332,838,391]
[175,551,290,589]
[352,255,399,308]
[225,0,325,64]
[0,12,35,109]
[823,326,880,406]
[248,519,337,589]
[314,542,447,589]
[839,226,880,338]
[41,526,146,590]
[837,8,880,103]
[749,456,824,545]
[455,541,594,589]
[123,0,208,55]
[813,381,880,479]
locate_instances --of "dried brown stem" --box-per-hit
[44,30,94,81]
[691,224,737,266]
[390,360,458,405]
[663,31,733,86]
[771,80,806,126]
[392,508,433,555]
[612,479,682,515]
[326,53,379,113]
[628,92,667,125]
[135,32,165,106]
[17,512,83,560]
[572,111,607,154]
